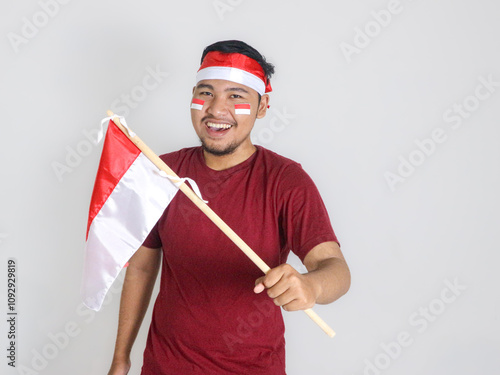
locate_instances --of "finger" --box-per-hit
[282,296,314,311]
[254,276,265,286]
[254,275,266,293]
[281,287,316,311]
[253,282,265,294]
[263,266,289,288]
[266,279,290,299]
[273,289,297,309]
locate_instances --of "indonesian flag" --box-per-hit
[191,98,204,110]
[81,120,181,311]
[235,103,251,115]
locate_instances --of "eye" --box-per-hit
[200,91,213,96]
[230,94,243,99]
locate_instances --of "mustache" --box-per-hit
[201,115,237,126]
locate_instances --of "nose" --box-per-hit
[206,95,229,117]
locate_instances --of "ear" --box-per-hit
[256,94,270,119]
[192,86,196,95]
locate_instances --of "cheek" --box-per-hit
[236,117,255,133]
[191,109,204,127]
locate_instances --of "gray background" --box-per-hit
[1,0,499,374]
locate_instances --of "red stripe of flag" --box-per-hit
[235,104,251,110]
[86,121,141,239]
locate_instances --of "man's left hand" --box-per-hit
[254,264,319,311]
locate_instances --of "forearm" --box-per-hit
[110,248,161,366]
[304,256,351,305]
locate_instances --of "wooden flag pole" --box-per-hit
[106,111,335,338]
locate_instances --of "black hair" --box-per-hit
[201,40,275,87]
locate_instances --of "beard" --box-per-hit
[199,138,241,156]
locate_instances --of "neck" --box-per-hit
[203,142,257,171]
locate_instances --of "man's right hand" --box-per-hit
[107,359,131,375]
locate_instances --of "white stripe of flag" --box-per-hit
[235,103,251,115]
[191,98,204,110]
[82,121,181,311]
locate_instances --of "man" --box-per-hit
[108,40,350,375]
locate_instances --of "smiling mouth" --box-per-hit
[206,121,233,131]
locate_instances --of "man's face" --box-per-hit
[191,79,268,156]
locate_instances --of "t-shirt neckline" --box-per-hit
[197,145,261,175]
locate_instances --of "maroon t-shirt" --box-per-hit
[141,145,338,375]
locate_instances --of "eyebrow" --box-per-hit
[226,86,250,94]
[196,83,214,90]
[196,83,249,94]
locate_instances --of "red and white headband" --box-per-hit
[196,51,272,96]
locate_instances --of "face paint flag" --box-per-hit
[81,120,182,311]
[235,103,251,115]
[191,98,204,110]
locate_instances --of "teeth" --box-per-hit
[207,122,232,129]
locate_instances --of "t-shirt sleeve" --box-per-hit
[142,220,162,249]
[278,163,339,263]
